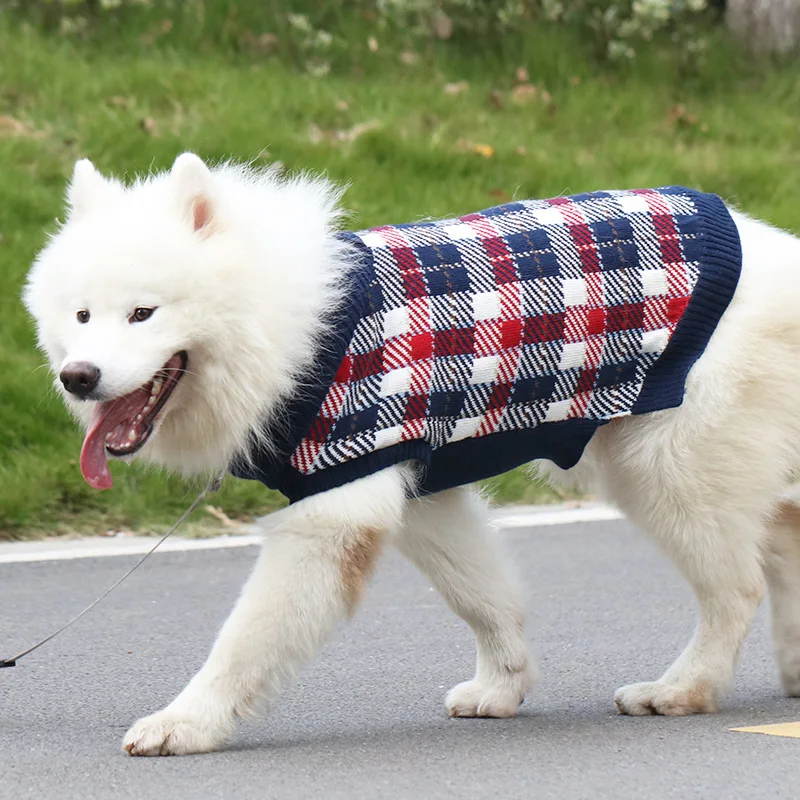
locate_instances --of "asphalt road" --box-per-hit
[1,517,798,799]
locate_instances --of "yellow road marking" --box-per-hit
[731,722,800,738]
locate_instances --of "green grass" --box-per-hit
[1,13,799,538]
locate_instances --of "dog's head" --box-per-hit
[24,154,346,489]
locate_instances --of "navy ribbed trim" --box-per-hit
[632,189,741,414]
[273,420,602,502]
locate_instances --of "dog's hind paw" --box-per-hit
[445,678,527,718]
[122,707,232,756]
[775,646,800,696]
[614,680,717,716]
[779,666,800,697]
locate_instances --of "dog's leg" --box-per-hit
[613,513,765,716]
[396,487,535,718]
[593,417,773,716]
[764,499,800,696]
[122,466,410,756]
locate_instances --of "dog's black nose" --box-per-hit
[60,362,101,399]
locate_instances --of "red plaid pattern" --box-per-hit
[289,188,707,477]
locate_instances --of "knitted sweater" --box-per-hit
[231,187,742,502]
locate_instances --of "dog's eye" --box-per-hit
[130,307,156,324]
[76,310,90,324]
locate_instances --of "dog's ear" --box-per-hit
[66,159,116,220]
[171,152,217,236]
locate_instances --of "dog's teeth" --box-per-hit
[135,414,143,422]
[128,430,137,442]
[105,433,111,442]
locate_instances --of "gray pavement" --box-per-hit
[1,518,798,799]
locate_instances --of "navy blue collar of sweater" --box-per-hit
[229,232,373,494]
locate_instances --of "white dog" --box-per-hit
[23,154,800,756]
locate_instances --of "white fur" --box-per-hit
[23,156,800,753]
[25,155,350,474]
[398,489,536,718]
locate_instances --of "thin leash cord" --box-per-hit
[0,473,225,668]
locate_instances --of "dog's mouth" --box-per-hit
[79,352,188,490]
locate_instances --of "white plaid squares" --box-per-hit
[449,417,482,442]
[642,328,670,354]
[380,367,412,397]
[563,278,588,307]
[545,399,572,422]
[443,222,477,241]
[618,194,650,215]
[383,306,410,339]
[470,355,500,385]
[374,425,404,449]
[532,207,564,226]
[642,269,668,297]
[359,230,388,249]
[559,341,587,370]
[472,291,501,321]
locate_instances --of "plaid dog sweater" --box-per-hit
[232,187,741,502]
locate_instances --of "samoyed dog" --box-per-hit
[23,153,800,756]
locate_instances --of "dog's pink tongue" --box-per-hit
[79,391,148,490]
[80,404,121,490]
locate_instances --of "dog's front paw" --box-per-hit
[614,680,717,716]
[445,679,526,718]
[122,706,233,756]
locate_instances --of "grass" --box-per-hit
[1,11,799,538]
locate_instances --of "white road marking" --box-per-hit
[493,505,624,529]
[0,534,264,564]
[0,504,624,565]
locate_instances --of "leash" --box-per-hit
[0,472,225,669]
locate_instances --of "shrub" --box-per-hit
[2,1,716,66]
